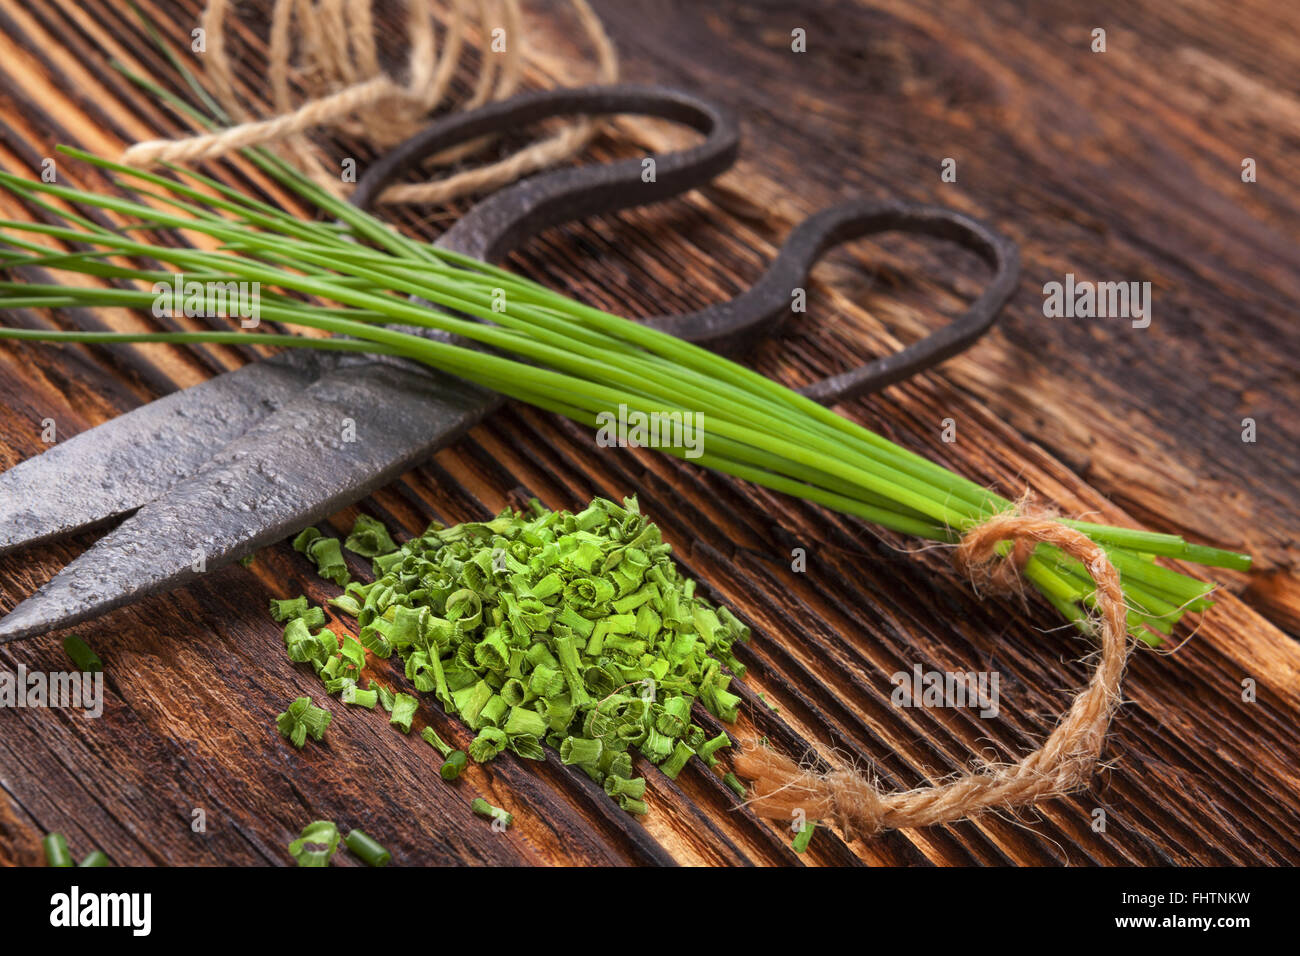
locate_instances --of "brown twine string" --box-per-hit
[121,0,618,205]
[733,507,1133,840]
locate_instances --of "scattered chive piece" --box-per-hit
[79,850,110,867]
[288,820,340,867]
[697,732,732,768]
[792,821,817,853]
[339,634,366,678]
[344,828,391,867]
[293,528,350,585]
[618,797,649,816]
[345,514,399,557]
[722,771,747,798]
[292,527,322,554]
[421,725,453,757]
[342,683,378,709]
[43,832,73,867]
[559,735,602,766]
[603,776,648,813]
[659,740,695,780]
[390,693,418,733]
[329,593,363,617]
[421,726,466,778]
[471,797,513,828]
[269,595,310,622]
[309,536,351,586]
[370,680,396,712]
[440,751,468,780]
[301,606,328,630]
[603,775,647,799]
[62,635,102,673]
[469,727,508,763]
[276,696,332,749]
[282,618,335,671]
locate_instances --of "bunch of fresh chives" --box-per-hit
[0,147,1248,644]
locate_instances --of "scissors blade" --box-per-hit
[0,352,325,557]
[0,360,495,643]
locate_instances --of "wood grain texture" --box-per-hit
[0,0,1296,866]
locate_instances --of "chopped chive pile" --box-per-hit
[272,498,750,818]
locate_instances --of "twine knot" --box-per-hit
[952,493,1054,596]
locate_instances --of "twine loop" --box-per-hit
[122,0,618,204]
[735,506,1133,839]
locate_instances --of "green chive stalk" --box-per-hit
[0,150,1248,645]
[343,829,391,867]
[42,832,73,867]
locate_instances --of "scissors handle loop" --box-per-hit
[353,83,1019,400]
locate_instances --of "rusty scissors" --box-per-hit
[0,84,1019,644]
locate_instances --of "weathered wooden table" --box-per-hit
[0,0,1296,866]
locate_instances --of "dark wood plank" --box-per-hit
[0,0,1296,866]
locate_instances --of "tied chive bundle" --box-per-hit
[0,146,1249,653]
[279,499,750,817]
